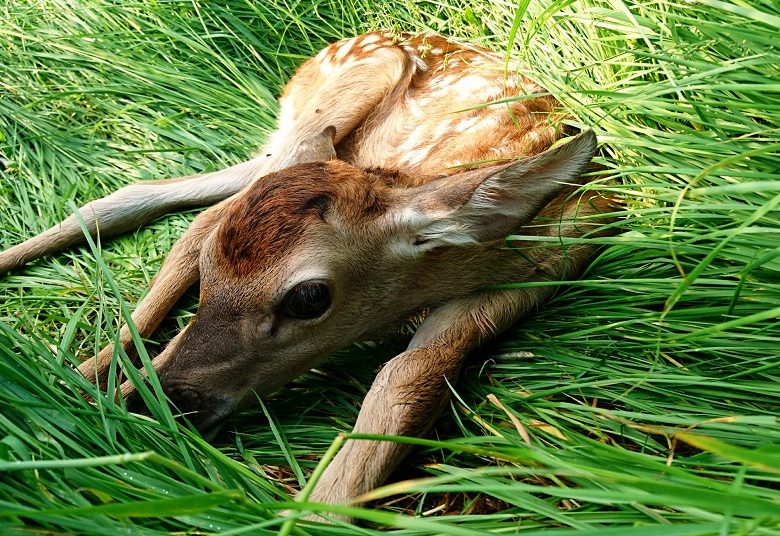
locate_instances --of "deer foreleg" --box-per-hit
[76,122,357,384]
[306,288,548,510]
[1,36,414,275]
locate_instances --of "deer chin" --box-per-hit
[197,405,235,440]
[131,392,235,437]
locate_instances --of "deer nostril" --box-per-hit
[164,385,205,416]
[123,380,232,435]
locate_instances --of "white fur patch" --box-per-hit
[386,207,430,257]
[361,34,381,45]
[454,75,491,98]
[392,206,431,229]
[319,59,335,76]
[481,87,503,101]
[334,39,355,61]
[454,116,479,133]
[400,147,432,167]
[397,126,425,150]
[474,115,500,132]
[432,120,453,141]
[263,98,296,157]
[417,219,479,246]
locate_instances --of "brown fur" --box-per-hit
[215,161,391,276]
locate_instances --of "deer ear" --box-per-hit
[295,126,337,163]
[392,130,597,253]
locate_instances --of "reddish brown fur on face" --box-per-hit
[215,161,389,277]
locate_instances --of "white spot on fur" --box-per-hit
[432,120,453,141]
[437,75,457,88]
[319,59,335,76]
[400,147,431,166]
[395,126,430,159]
[475,115,500,132]
[334,40,355,61]
[454,116,479,133]
[481,87,503,102]
[407,100,425,119]
[454,75,491,98]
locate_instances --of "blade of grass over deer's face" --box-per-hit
[0,0,778,533]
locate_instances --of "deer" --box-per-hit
[0,31,611,513]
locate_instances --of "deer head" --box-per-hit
[123,129,597,431]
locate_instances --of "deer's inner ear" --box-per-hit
[390,130,598,252]
[295,126,337,163]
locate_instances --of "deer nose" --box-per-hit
[123,380,233,436]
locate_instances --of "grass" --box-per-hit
[0,0,778,534]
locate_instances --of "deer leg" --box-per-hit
[258,43,413,174]
[77,75,406,384]
[303,192,612,516]
[0,158,270,274]
[306,287,550,511]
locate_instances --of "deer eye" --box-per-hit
[281,281,331,319]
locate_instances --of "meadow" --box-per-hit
[0,0,778,534]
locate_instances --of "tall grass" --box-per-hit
[0,0,778,534]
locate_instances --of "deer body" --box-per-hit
[0,32,609,512]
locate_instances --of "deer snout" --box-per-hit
[123,377,234,435]
[119,328,238,435]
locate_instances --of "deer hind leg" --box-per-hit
[78,120,343,386]
[77,196,235,386]
[261,32,416,170]
[0,158,270,275]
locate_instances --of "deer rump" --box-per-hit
[0,32,610,510]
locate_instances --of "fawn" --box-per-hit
[0,31,610,508]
